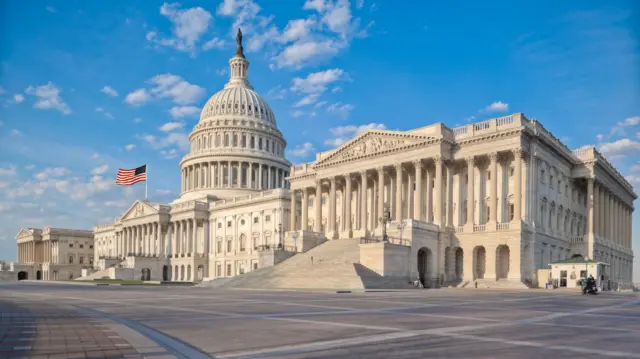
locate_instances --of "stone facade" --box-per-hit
[5,227,94,280]
[287,113,636,287]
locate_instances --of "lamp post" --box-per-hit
[277,223,283,249]
[378,204,390,242]
[291,231,298,252]
[397,220,407,242]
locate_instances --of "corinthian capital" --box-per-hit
[488,152,499,162]
[376,166,385,174]
[434,156,443,165]
[412,159,423,168]
[465,156,475,166]
[512,148,524,158]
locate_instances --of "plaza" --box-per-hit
[0,281,639,358]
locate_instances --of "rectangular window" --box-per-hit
[253,262,258,270]
[217,241,222,253]
[216,264,221,277]
[509,203,515,220]
[258,138,263,150]
[242,134,247,147]
[265,215,271,222]
[254,217,259,224]
[227,240,232,252]
[69,244,73,248]
[218,222,222,229]
[226,264,232,277]
[227,221,232,228]
[79,244,84,249]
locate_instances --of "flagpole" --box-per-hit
[145,164,148,202]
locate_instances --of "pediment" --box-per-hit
[15,228,34,239]
[120,200,159,221]
[313,130,436,167]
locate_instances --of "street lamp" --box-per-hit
[397,220,407,242]
[378,204,390,242]
[277,223,283,249]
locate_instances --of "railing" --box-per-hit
[360,236,410,247]
[570,236,584,243]
[497,222,510,231]
[455,226,464,233]
[255,244,296,252]
[473,224,486,232]
[474,121,491,132]
[453,127,468,136]
[496,115,514,126]
[98,256,120,260]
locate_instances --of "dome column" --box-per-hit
[268,166,272,189]
[258,164,263,190]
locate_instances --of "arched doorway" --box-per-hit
[444,247,451,280]
[162,265,169,281]
[141,268,151,281]
[473,246,486,280]
[17,271,28,280]
[36,271,42,280]
[571,254,583,259]
[174,265,179,281]
[496,245,510,279]
[455,248,464,282]
[197,265,204,281]
[180,265,185,281]
[417,247,433,287]
[187,265,192,281]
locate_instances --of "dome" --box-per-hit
[177,28,291,202]
[200,86,277,126]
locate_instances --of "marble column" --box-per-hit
[172,222,177,257]
[267,166,272,189]
[466,156,475,227]
[301,188,309,231]
[426,169,433,222]
[290,189,297,231]
[258,164,263,190]
[434,156,443,226]
[395,164,403,221]
[314,180,322,232]
[489,152,498,224]
[345,174,352,235]
[513,149,523,223]
[446,162,454,227]
[413,161,423,221]
[360,171,367,233]
[377,167,385,228]
[593,183,600,238]
[587,178,595,257]
[330,177,337,236]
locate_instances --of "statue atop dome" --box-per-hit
[235,28,245,58]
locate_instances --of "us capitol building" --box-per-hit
[6,31,636,289]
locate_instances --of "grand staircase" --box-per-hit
[201,239,413,290]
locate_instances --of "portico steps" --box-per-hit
[201,239,413,290]
[465,278,530,290]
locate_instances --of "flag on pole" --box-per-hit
[116,165,147,186]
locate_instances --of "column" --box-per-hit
[345,174,352,235]
[513,149,523,223]
[301,188,309,231]
[446,162,454,227]
[587,177,595,257]
[377,167,385,229]
[407,169,414,219]
[248,163,253,189]
[290,189,297,231]
[191,219,196,254]
[426,169,433,222]
[608,192,613,242]
[267,166,272,189]
[314,180,322,232]
[360,171,368,233]
[172,222,178,256]
[434,156,443,226]
[466,156,475,227]
[413,161,423,221]
[593,183,600,238]
[489,152,498,224]
[395,164,403,221]
[258,164,263,190]
[330,177,337,237]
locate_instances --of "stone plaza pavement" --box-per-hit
[0,282,639,358]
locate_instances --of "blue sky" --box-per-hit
[0,0,639,279]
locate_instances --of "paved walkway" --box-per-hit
[1,282,639,358]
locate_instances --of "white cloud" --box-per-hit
[169,105,200,118]
[274,40,342,69]
[100,86,118,97]
[25,82,71,115]
[125,74,204,107]
[105,200,128,208]
[482,101,509,113]
[159,122,184,132]
[326,102,354,118]
[609,115,640,137]
[331,86,342,93]
[288,142,315,157]
[596,134,604,142]
[356,0,365,8]
[156,189,172,195]
[134,117,143,124]
[266,85,287,100]
[0,166,17,176]
[10,129,22,137]
[140,132,189,153]
[125,144,136,151]
[24,165,35,170]
[124,88,151,106]
[91,164,109,175]
[216,68,228,76]
[91,153,101,160]
[34,167,70,180]
[325,122,387,147]
[160,148,179,159]
[147,3,214,56]
[46,6,56,13]
[599,138,640,155]
[203,37,226,51]
[290,110,305,118]
[95,107,104,112]
[290,69,348,107]
[14,94,24,103]
[0,86,5,94]
[294,94,320,107]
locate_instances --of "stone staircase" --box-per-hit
[201,239,413,290]
[468,278,530,290]
[75,260,127,281]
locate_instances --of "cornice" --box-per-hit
[180,151,291,168]
[455,128,523,147]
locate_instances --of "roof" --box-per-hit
[551,257,599,265]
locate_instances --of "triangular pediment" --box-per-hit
[15,228,34,239]
[120,200,159,221]
[313,130,437,167]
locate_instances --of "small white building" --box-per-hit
[549,256,609,289]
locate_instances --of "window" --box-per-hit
[225,134,230,146]
[79,244,84,249]
[250,136,255,148]
[254,217,259,224]
[253,263,258,270]
[233,134,238,146]
[227,221,232,228]
[79,257,84,264]
[541,169,545,183]
[550,175,554,187]
[485,205,490,223]
[321,197,327,205]
[227,239,232,252]
[217,240,222,253]
[89,257,93,265]
[68,256,74,264]
[265,215,271,222]
[89,245,93,249]
[69,244,74,248]
[226,264,232,276]
[239,235,246,251]
[216,264,221,277]
[258,138,263,150]
[240,219,245,225]
[239,264,245,275]
[509,203,515,221]
[242,134,247,147]
[557,180,561,191]
[218,222,222,229]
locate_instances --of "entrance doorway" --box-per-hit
[36,270,42,280]
[496,245,510,279]
[454,248,464,282]
[417,247,433,287]
[473,246,486,280]
[141,268,151,281]
[17,271,28,280]
[162,265,169,281]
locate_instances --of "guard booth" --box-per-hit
[549,257,609,290]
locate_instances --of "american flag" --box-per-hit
[116,165,147,186]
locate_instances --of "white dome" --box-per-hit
[200,86,276,126]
